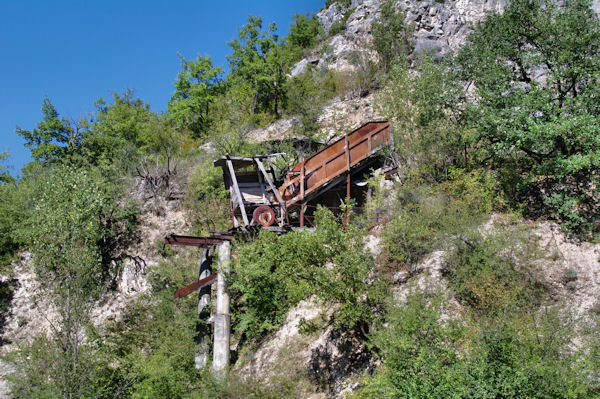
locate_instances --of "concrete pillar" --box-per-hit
[212,241,231,378]
[195,247,212,369]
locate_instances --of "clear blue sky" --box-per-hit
[0,0,324,176]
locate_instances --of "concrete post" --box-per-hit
[195,247,212,369]
[212,241,231,378]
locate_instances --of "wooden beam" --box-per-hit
[256,159,284,205]
[300,161,305,201]
[256,158,286,225]
[256,165,268,204]
[227,158,250,226]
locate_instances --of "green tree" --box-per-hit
[372,0,412,71]
[11,165,138,398]
[85,89,170,166]
[16,98,87,164]
[286,13,322,56]
[0,152,18,268]
[0,152,13,184]
[168,54,224,138]
[377,58,468,182]
[231,207,379,340]
[456,0,600,236]
[227,16,289,118]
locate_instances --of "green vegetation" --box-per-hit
[168,55,224,138]
[456,0,600,237]
[1,0,600,397]
[325,0,352,9]
[231,207,381,340]
[381,173,499,274]
[8,165,138,398]
[372,0,413,71]
[355,290,600,398]
[356,225,600,398]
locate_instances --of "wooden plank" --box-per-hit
[256,158,286,226]
[256,159,284,206]
[300,162,305,201]
[345,135,351,172]
[227,158,249,226]
[255,167,268,203]
[174,273,218,298]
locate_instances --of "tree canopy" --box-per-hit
[457,0,600,235]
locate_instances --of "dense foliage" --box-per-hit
[231,207,381,340]
[356,228,600,398]
[456,0,600,236]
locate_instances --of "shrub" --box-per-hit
[371,0,413,71]
[443,230,545,316]
[355,291,466,398]
[8,164,139,398]
[376,59,468,183]
[230,207,381,340]
[381,182,488,273]
[455,0,600,238]
[185,158,230,235]
[355,291,600,398]
[287,13,322,54]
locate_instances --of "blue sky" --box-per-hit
[0,0,324,175]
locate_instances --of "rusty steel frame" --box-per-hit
[213,121,392,229]
[164,233,232,299]
[216,155,287,228]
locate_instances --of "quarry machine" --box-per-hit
[214,120,393,229]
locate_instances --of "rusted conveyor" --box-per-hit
[278,121,392,209]
[215,121,392,228]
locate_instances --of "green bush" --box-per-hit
[381,181,489,273]
[443,230,545,316]
[376,59,468,183]
[455,0,600,238]
[185,159,230,235]
[355,290,600,398]
[7,165,139,398]
[287,13,322,54]
[371,0,413,71]
[325,0,352,9]
[328,18,347,36]
[230,207,380,340]
[355,291,466,398]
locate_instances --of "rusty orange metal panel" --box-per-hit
[278,121,391,207]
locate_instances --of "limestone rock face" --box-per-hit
[293,0,512,76]
[295,0,599,76]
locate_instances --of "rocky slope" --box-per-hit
[229,212,600,398]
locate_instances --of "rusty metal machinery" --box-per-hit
[214,121,392,229]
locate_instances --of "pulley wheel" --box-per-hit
[252,205,276,227]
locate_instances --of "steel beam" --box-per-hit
[174,273,218,298]
[164,234,233,247]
